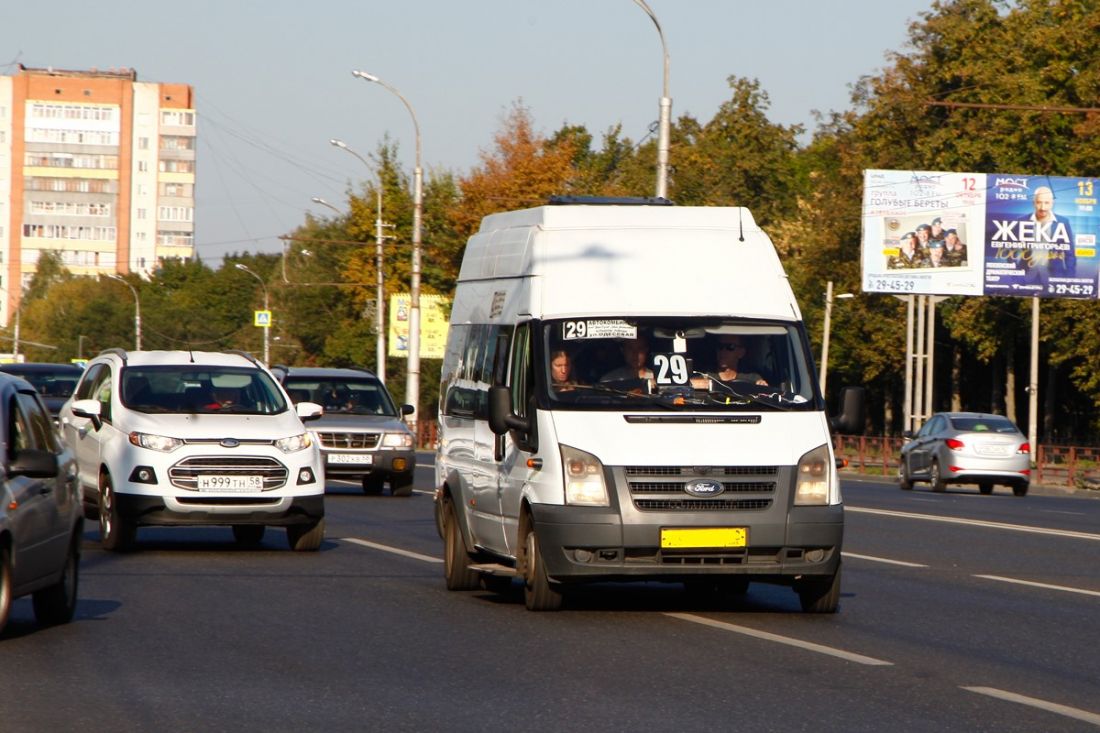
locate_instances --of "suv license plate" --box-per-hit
[329,453,373,464]
[197,475,264,491]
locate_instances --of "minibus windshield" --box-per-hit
[541,318,816,410]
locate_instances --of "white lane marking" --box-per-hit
[341,537,443,564]
[841,552,928,568]
[664,613,893,667]
[847,506,1100,542]
[1040,509,1086,517]
[413,488,434,496]
[962,687,1100,726]
[974,575,1100,598]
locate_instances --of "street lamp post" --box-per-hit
[106,274,142,351]
[330,138,388,384]
[235,264,269,365]
[820,281,853,395]
[633,0,671,199]
[352,70,422,436]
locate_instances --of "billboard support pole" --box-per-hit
[914,295,926,431]
[1029,297,1040,462]
[903,294,914,434]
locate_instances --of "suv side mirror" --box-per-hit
[829,386,865,435]
[400,404,414,416]
[488,385,529,436]
[71,398,103,431]
[296,401,324,422]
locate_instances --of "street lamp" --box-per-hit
[330,137,389,385]
[311,196,342,215]
[819,280,854,395]
[633,0,672,199]
[352,70,422,434]
[234,264,269,365]
[106,274,142,351]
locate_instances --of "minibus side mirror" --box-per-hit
[829,386,865,435]
[488,385,529,436]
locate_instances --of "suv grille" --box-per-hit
[624,465,778,512]
[317,432,380,450]
[169,456,288,491]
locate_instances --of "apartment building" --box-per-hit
[0,65,196,326]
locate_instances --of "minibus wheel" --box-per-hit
[796,565,841,614]
[443,500,480,591]
[522,524,563,612]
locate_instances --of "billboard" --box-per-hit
[388,293,451,359]
[861,169,1099,299]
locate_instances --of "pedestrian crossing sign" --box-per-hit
[254,310,272,328]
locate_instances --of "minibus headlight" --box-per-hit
[794,444,833,506]
[560,445,609,507]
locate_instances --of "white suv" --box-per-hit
[59,349,326,551]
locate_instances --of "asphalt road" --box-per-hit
[2,457,1099,732]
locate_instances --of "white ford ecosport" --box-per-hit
[59,349,326,552]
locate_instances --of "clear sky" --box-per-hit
[2,0,934,263]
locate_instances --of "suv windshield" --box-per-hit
[542,317,816,411]
[120,365,288,415]
[283,376,398,416]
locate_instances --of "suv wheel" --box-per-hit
[99,473,135,552]
[391,471,414,497]
[287,518,324,551]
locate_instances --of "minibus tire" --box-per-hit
[443,500,480,591]
[797,565,841,614]
[522,525,563,612]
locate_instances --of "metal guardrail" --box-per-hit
[834,435,1100,491]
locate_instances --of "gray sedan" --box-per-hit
[899,412,1030,496]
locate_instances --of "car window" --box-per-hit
[8,394,32,456]
[17,390,59,453]
[75,363,108,400]
[121,365,287,415]
[949,416,1018,434]
[283,376,397,416]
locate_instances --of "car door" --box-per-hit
[908,416,943,476]
[6,388,62,588]
[64,362,111,497]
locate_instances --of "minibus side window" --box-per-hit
[508,323,537,452]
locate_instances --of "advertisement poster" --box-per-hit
[388,293,451,359]
[861,169,1098,299]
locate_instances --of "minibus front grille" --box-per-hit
[625,465,779,477]
[633,498,772,511]
[624,466,777,513]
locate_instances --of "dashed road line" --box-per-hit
[663,612,893,666]
[962,687,1100,726]
[847,506,1100,541]
[341,537,443,564]
[842,551,927,568]
[973,575,1100,598]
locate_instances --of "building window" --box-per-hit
[138,137,150,150]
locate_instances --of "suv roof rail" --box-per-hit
[225,350,262,367]
[547,195,675,206]
[97,347,129,362]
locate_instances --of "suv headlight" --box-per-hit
[794,444,834,506]
[275,432,313,453]
[129,431,183,452]
[560,444,609,506]
[382,431,414,448]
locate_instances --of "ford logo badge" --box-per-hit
[220,438,241,448]
[684,479,724,498]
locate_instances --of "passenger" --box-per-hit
[549,349,580,392]
[714,336,768,386]
[600,336,654,383]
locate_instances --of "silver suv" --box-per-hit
[274,367,416,496]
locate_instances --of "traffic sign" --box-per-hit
[254,310,272,328]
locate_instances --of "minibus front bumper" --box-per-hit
[528,502,842,584]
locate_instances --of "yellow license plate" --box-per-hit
[660,527,747,549]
